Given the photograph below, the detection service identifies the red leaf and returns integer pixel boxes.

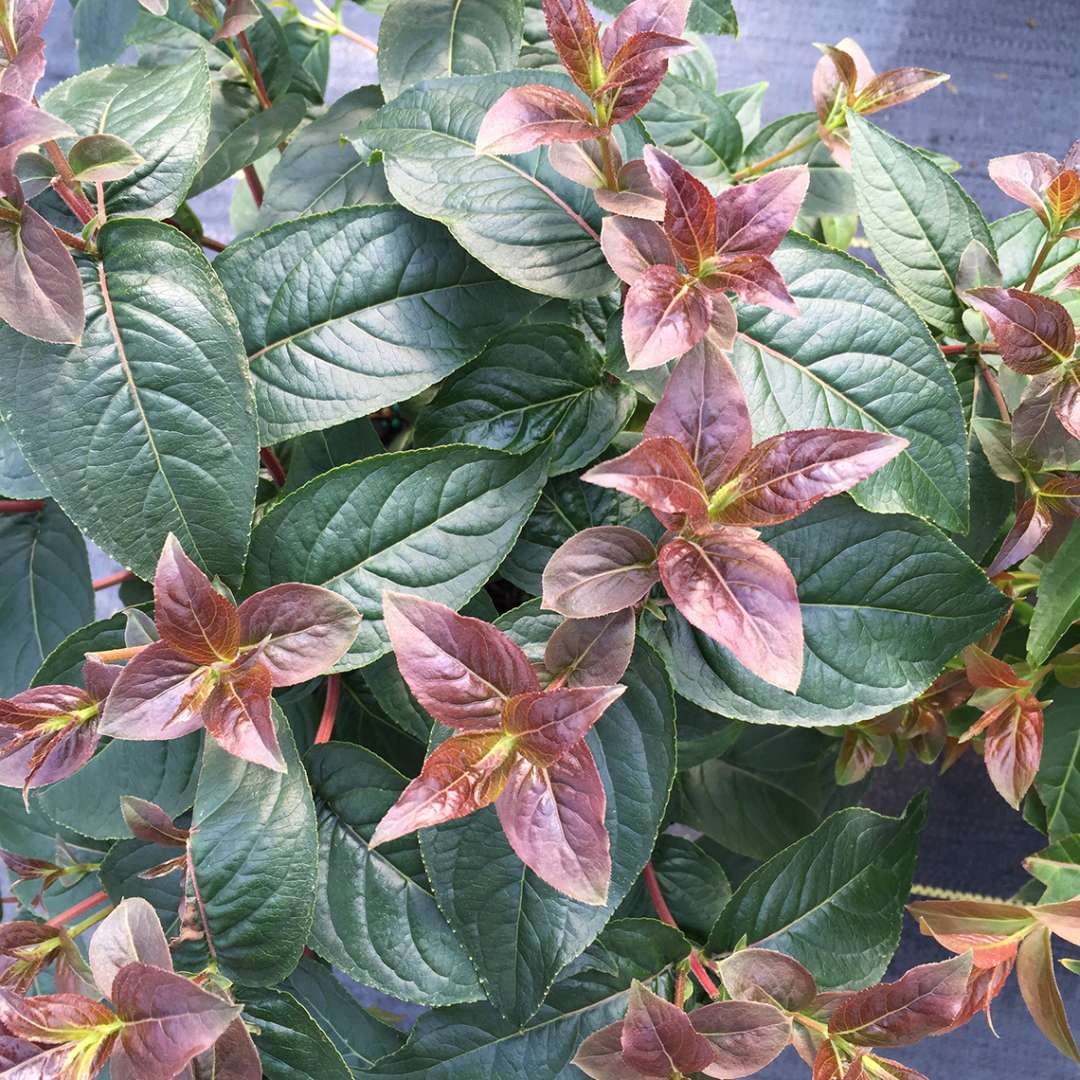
[544,610,636,688]
[718,948,817,1012]
[202,657,284,772]
[573,1021,654,1080]
[943,956,1014,1033]
[623,264,712,369]
[182,1019,261,1080]
[700,253,798,316]
[542,0,603,95]
[620,980,716,1076]
[828,954,973,1047]
[112,963,242,1080]
[1017,925,1080,1064]
[99,641,209,742]
[89,898,173,999]
[1032,898,1080,947]
[600,216,675,285]
[712,429,908,526]
[504,685,624,766]
[369,733,514,847]
[644,146,716,272]
[542,526,659,618]
[907,899,1035,968]
[0,94,74,196]
[599,0,690,62]
[965,288,1075,374]
[811,39,872,124]
[0,923,62,993]
[988,152,1063,222]
[382,591,538,731]
[1041,473,1080,518]
[594,159,665,220]
[658,529,804,693]
[986,496,1054,576]
[154,535,240,665]
[601,31,693,124]
[496,739,610,904]
[1012,372,1077,469]
[83,657,121,703]
[548,138,609,188]
[714,166,810,258]
[963,644,1026,690]
[1055,366,1080,441]
[853,68,949,115]
[0,202,84,345]
[209,0,260,41]
[982,695,1043,809]
[0,988,116,1044]
[643,343,751,492]
[689,999,793,1077]
[475,84,600,156]
[120,796,190,847]
[582,437,709,529]
[236,583,359,686]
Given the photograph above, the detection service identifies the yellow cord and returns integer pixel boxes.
[909,883,1018,905]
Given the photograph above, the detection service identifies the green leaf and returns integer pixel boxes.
[992,211,1080,299]
[0,219,259,583]
[100,836,186,929]
[41,53,212,219]
[189,703,317,986]
[0,788,94,861]
[255,87,390,231]
[679,727,849,860]
[364,918,690,1078]
[31,611,127,687]
[415,324,634,475]
[673,695,741,770]
[592,0,737,35]
[306,741,484,1006]
[733,233,970,532]
[0,502,92,697]
[38,736,201,841]
[73,0,141,67]
[360,71,614,299]
[378,0,523,101]
[1029,529,1080,665]
[420,642,676,1025]
[651,834,730,939]
[241,986,352,1080]
[709,797,927,989]
[189,90,307,196]
[0,422,45,500]
[642,498,1009,726]
[67,133,144,183]
[1036,685,1080,842]
[282,418,384,495]
[282,956,405,1071]
[242,444,549,669]
[216,204,543,442]
[850,114,996,337]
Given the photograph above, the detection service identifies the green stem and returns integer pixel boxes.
[732,131,819,181]
[1022,233,1056,292]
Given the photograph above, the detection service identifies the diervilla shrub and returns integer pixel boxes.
[2,0,1080,1074]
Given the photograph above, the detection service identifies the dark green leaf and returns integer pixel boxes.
[1036,685,1080,842]
[73,0,141,66]
[651,834,730,939]
[992,211,1080,300]
[241,986,352,1080]
[0,422,45,500]
[243,444,549,668]
[282,418,384,495]
[643,498,1009,725]
[100,836,185,930]
[674,695,741,770]
[0,219,259,583]
[709,797,927,989]
[1029,530,1080,665]
[32,611,127,688]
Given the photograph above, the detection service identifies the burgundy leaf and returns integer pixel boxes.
[594,159,665,220]
[599,0,690,61]
[907,899,1035,968]
[988,152,1064,221]
[1012,372,1076,469]
[0,1035,38,1072]
[504,685,624,766]
[643,343,751,492]
[181,1019,261,1080]
[986,496,1055,576]
[544,610,636,687]
[853,68,949,115]
[810,1042,851,1080]
[548,138,608,188]
[643,146,716,272]
[658,529,804,693]
[0,202,84,345]
[1041,473,1080,517]
[689,999,793,1078]
[1055,366,1080,440]
[1048,168,1080,224]
[620,980,716,1076]
[965,288,1075,374]
[202,657,284,772]
[99,641,208,742]
[0,94,74,196]
[496,739,610,904]
[475,85,600,156]
[0,989,116,1044]
[542,526,659,618]
[83,657,121,703]
[982,694,1043,809]
[89,898,173,999]
[600,216,675,285]
[812,46,856,126]
[154,536,240,665]
[0,1036,115,1079]
[542,0,603,95]
[828,954,973,1047]
[582,437,709,529]
[0,37,45,102]
[718,948,818,1012]
[382,591,538,731]
[963,644,1026,690]
[1017,926,1080,1064]
[601,31,693,124]
[236,583,359,686]
[369,733,514,848]
[623,264,712,369]
[712,429,908,526]
[943,957,1014,1033]
[210,0,260,41]
[1058,266,1080,294]
[573,1021,653,1080]
[120,796,190,847]
[1031,898,1080,947]
[714,166,810,258]
[700,253,798,316]
[112,963,242,1080]
[0,923,62,993]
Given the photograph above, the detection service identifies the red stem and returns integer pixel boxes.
[939,343,1000,356]
[200,234,227,253]
[0,500,45,513]
[238,31,272,110]
[186,849,219,964]
[314,675,341,745]
[47,890,108,927]
[243,164,264,207]
[260,447,286,487]
[643,862,721,999]
[93,569,135,591]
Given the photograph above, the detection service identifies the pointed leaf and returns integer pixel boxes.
[982,695,1043,809]
[718,949,817,1012]
[644,145,716,271]
[573,1021,650,1080]
[1017,925,1080,1064]
[544,610,636,687]
[624,265,711,369]
[89,897,172,999]
[67,132,144,182]
[120,797,189,848]
[714,165,809,257]
[987,496,1054,576]
[600,0,690,60]
[476,84,598,155]
[1012,372,1079,470]
[854,68,949,115]
[702,253,799,316]
[505,685,624,765]
[907,900,1035,968]
[202,657,282,772]
[0,93,73,195]
[543,0,601,93]
[600,216,675,285]
[966,287,1075,374]
[989,152,1061,221]
[602,32,693,124]
[621,980,715,1076]
[690,999,792,1078]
